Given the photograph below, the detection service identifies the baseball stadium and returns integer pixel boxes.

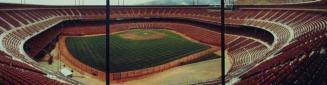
[0,0,327,85]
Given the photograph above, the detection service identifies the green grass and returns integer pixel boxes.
[65,29,210,72]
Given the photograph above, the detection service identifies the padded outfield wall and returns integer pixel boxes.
[58,28,219,82]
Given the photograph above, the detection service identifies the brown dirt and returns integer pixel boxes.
[119,32,166,40]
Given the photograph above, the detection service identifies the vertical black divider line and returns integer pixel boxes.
[105,0,110,85]
[220,0,225,85]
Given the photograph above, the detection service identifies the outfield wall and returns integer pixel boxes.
[49,19,223,82]
[59,36,106,80]
[59,30,219,82]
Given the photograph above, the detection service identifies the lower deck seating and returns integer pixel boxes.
[236,32,327,85]
[0,51,67,85]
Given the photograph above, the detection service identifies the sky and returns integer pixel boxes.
[0,0,226,5]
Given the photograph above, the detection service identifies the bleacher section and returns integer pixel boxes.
[236,0,319,5]
[236,31,327,85]
[0,51,67,85]
[0,7,105,84]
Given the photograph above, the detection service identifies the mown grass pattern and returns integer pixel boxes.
[66,29,210,72]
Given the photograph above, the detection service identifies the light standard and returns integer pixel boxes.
[196,0,198,5]
[122,0,124,5]
[193,0,195,5]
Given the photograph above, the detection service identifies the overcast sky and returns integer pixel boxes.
[0,0,223,5]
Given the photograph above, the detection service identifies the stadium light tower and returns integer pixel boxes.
[122,0,124,5]
[74,0,81,5]
[118,0,124,5]
[193,0,195,5]
[196,0,198,5]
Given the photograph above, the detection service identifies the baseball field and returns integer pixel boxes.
[65,29,211,72]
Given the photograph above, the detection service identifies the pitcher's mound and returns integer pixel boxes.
[119,30,167,40]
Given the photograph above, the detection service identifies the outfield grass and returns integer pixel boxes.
[65,29,210,72]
